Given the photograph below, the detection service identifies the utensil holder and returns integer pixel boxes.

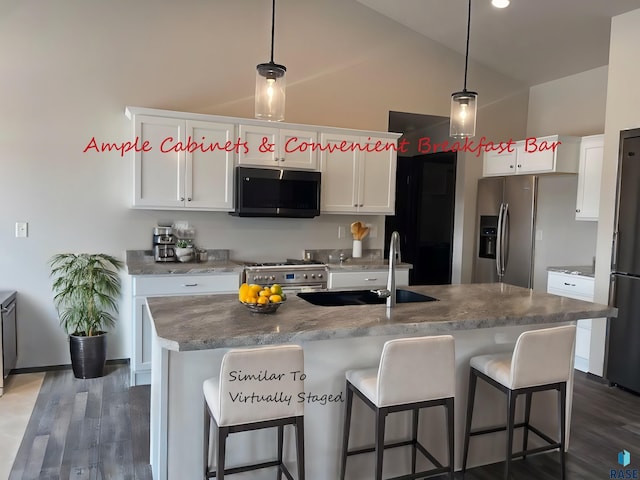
[352,240,362,258]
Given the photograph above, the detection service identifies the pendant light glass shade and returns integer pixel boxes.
[450,90,477,138]
[450,0,478,138]
[255,62,286,121]
[255,0,286,121]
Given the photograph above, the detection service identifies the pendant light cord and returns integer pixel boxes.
[270,0,276,63]
[463,0,471,91]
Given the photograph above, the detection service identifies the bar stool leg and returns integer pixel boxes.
[277,424,284,480]
[339,382,354,480]
[558,383,567,480]
[411,408,419,474]
[522,391,532,459]
[216,426,229,480]
[446,398,455,479]
[295,416,306,480]
[374,408,387,480]
[462,368,478,473]
[203,403,210,480]
[505,391,517,480]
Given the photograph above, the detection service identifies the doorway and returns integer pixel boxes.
[385,152,456,285]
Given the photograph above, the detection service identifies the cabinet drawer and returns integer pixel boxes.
[328,269,409,290]
[133,273,240,296]
[547,272,594,300]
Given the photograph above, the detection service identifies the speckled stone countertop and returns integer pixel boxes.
[303,248,412,270]
[126,250,243,275]
[146,283,617,352]
[547,266,595,278]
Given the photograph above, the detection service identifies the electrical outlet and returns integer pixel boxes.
[15,222,28,238]
[338,225,346,239]
[365,224,378,239]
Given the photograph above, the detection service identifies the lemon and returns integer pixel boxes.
[239,283,250,301]
[259,288,271,297]
[249,284,263,295]
[245,296,258,304]
[269,294,282,303]
[257,296,269,305]
[270,284,283,295]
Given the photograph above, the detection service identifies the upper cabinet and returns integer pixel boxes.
[320,133,398,214]
[483,135,580,177]
[575,134,604,221]
[129,112,234,211]
[238,124,318,170]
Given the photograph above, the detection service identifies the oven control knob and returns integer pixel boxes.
[318,273,323,278]
[311,274,316,279]
[270,275,276,281]
[303,274,308,279]
[254,276,260,281]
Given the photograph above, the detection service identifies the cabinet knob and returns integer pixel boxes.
[359,204,364,207]
[280,157,285,162]
[509,165,514,169]
[517,164,522,168]
[354,204,358,207]
[576,209,581,213]
[180,197,185,201]
[187,197,192,202]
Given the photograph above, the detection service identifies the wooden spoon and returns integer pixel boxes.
[359,226,369,240]
[350,222,359,239]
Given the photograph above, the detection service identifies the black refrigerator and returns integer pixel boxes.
[608,128,640,393]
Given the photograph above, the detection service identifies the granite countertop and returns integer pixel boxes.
[126,250,243,275]
[547,265,595,278]
[0,291,16,306]
[326,260,412,271]
[146,283,617,352]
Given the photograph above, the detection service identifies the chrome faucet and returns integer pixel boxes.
[386,231,401,308]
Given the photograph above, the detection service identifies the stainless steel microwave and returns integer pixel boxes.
[230,167,321,218]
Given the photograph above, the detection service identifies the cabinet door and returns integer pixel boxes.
[319,133,359,213]
[483,149,517,176]
[516,136,556,174]
[133,297,153,383]
[279,128,319,170]
[133,116,185,208]
[238,124,279,166]
[185,120,235,211]
[358,136,397,214]
[576,135,604,221]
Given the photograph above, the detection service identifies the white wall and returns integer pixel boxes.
[0,0,528,368]
[593,8,640,375]
[527,66,608,138]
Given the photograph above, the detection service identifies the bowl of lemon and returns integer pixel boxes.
[238,283,286,314]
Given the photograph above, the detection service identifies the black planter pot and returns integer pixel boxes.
[69,332,107,379]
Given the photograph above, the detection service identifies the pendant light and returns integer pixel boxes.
[450,0,478,138]
[255,0,286,121]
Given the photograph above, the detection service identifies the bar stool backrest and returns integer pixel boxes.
[377,335,455,407]
[510,325,576,389]
[217,345,304,425]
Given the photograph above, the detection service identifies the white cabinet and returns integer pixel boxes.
[238,124,318,170]
[547,270,595,373]
[575,134,604,221]
[130,273,240,386]
[483,135,580,177]
[328,269,409,290]
[131,115,235,211]
[320,133,397,214]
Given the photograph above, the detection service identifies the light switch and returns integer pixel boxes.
[338,225,346,239]
[16,222,28,238]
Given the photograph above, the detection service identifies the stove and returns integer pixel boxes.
[242,260,328,291]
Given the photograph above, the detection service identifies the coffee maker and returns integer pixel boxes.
[153,226,176,262]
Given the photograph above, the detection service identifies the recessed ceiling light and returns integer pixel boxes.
[492,0,510,8]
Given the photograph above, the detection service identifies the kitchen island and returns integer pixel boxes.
[146,283,616,480]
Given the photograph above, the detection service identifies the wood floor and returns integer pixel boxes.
[8,365,640,479]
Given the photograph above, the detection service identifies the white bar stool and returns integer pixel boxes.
[203,344,305,480]
[462,324,576,479]
[339,335,455,480]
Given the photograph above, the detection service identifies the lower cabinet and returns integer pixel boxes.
[546,271,595,373]
[328,269,409,290]
[130,273,240,386]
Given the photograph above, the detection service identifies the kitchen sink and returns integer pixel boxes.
[297,289,438,307]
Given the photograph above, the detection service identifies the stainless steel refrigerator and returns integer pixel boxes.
[607,128,640,393]
[473,176,538,288]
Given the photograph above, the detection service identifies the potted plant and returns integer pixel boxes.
[49,253,123,379]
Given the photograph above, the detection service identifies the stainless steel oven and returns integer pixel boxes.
[242,260,327,293]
